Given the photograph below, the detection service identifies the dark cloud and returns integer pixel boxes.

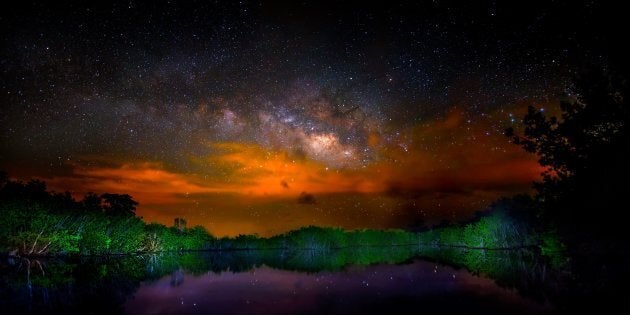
[297,192,317,205]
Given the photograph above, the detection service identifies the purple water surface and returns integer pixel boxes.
[125,260,552,315]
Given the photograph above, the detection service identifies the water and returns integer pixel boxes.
[0,247,580,314]
[125,260,551,315]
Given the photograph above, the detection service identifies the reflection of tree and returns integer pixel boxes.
[420,247,567,304]
[170,268,184,287]
[18,258,46,310]
[2,247,570,313]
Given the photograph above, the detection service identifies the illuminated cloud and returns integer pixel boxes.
[45,162,230,205]
[199,142,382,195]
[25,104,545,236]
[374,107,544,194]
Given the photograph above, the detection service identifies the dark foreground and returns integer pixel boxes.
[1,247,628,314]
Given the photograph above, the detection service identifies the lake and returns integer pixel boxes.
[0,247,596,314]
[125,259,551,315]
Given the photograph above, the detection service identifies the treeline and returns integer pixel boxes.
[0,172,555,257]
[0,174,215,256]
[212,198,548,251]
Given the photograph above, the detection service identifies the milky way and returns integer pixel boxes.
[0,1,615,235]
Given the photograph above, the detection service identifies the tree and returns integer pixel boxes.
[50,191,80,212]
[24,179,48,201]
[0,170,7,189]
[506,68,630,239]
[101,193,138,217]
[174,217,187,233]
[81,192,103,212]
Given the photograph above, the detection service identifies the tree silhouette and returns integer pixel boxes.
[506,68,630,239]
[174,217,187,233]
[51,191,80,212]
[101,193,138,217]
[0,171,7,189]
[82,192,103,212]
[24,179,48,201]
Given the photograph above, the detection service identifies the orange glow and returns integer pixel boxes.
[31,105,544,236]
[46,162,230,205]
[201,142,384,195]
[373,106,544,193]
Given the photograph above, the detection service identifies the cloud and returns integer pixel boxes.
[40,105,542,206]
[199,142,383,195]
[27,104,543,236]
[370,106,543,195]
[45,162,230,205]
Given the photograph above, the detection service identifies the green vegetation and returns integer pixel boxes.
[0,173,570,313]
[0,173,559,259]
[207,202,546,252]
[0,177,217,256]
[0,200,216,256]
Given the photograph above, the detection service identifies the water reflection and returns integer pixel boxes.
[0,247,582,314]
[126,261,552,315]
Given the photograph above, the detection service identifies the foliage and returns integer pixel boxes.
[0,176,214,256]
[101,193,138,217]
[506,68,630,240]
[415,201,543,250]
[0,172,556,258]
[0,201,80,255]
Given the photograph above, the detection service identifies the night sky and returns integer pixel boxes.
[0,1,616,236]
